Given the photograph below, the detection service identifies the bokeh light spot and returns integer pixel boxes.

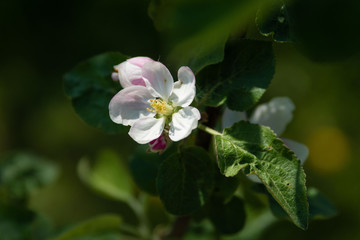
[306,126,350,174]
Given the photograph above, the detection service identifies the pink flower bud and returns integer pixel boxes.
[113,57,154,88]
[149,134,167,153]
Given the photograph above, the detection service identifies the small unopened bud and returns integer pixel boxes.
[149,134,168,153]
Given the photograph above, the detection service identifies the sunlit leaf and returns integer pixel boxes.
[269,187,336,221]
[214,121,308,229]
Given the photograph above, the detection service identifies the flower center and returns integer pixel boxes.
[147,98,173,116]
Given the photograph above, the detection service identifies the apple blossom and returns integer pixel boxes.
[222,97,309,183]
[109,58,200,145]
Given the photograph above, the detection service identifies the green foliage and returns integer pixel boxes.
[208,196,246,235]
[0,152,57,240]
[78,149,133,202]
[129,147,161,196]
[0,207,52,240]
[256,1,290,42]
[269,187,337,221]
[129,144,177,196]
[214,121,308,229]
[54,215,122,240]
[157,147,214,215]
[257,0,360,61]
[64,52,128,134]
[0,152,59,203]
[196,39,275,111]
[149,0,278,73]
[212,170,240,202]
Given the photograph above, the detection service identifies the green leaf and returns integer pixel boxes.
[129,147,161,196]
[54,215,122,240]
[257,0,360,61]
[0,152,59,203]
[256,1,290,42]
[78,149,133,202]
[0,204,53,240]
[208,196,246,235]
[269,187,336,221]
[145,197,170,229]
[149,0,279,73]
[224,209,276,240]
[64,52,128,134]
[129,144,177,196]
[212,170,240,202]
[156,147,214,215]
[196,39,275,111]
[214,121,308,229]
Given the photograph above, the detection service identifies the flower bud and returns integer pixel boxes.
[149,134,168,153]
[113,57,154,88]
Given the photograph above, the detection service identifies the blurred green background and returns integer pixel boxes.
[1,0,359,239]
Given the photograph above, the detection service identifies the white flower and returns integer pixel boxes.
[109,58,200,144]
[222,97,309,183]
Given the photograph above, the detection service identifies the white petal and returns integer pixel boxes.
[250,97,295,135]
[169,66,196,107]
[109,86,155,126]
[128,117,165,144]
[282,138,309,165]
[142,61,174,100]
[221,108,247,129]
[169,107,201,142]
[114,57,152,88]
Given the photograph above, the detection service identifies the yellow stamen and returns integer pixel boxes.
[147,98,173,115]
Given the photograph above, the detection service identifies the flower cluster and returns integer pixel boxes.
[109,57,200,152]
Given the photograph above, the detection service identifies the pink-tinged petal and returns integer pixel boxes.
[250,97,295,136]
[114,57,154,88]
[169,66,196,107]
[221,108,247,129]
[169,107,201,142]
[149,134,167,153]
[128,117,165,144]
[282,138,309,165]
[142,61,174,100]
[109,86,155,126]
[128,57,154,66]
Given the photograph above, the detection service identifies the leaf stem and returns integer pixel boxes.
[198,123,222,136]
[127,194,151,239]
